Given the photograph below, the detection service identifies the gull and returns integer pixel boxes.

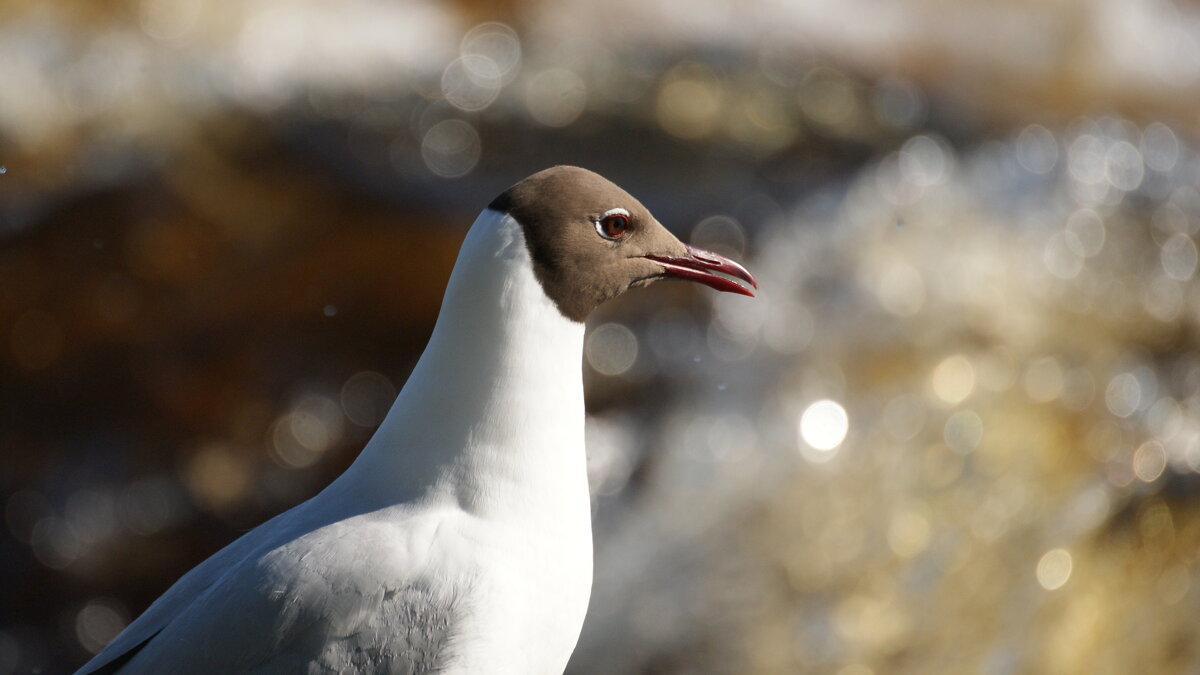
[78,166,756,674]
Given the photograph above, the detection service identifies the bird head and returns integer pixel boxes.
[489,166,757,322]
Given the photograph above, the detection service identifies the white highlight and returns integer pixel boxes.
[799,399,849,452]
[1037,549,1073,591]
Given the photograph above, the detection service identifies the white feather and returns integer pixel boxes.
[78,209,592,674]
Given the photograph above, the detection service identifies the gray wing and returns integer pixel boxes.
[76,505,303,674]
[77,507,469,674]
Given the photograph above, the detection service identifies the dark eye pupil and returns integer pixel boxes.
[603,215,629,237]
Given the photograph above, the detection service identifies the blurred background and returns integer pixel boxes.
[2,0,1200,672]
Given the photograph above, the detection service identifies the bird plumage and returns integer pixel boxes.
[80,209,591,673]
[78,166,755,674]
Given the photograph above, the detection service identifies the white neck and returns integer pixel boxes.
[334,210,587,524]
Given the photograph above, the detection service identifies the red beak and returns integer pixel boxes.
[644,245,757,297]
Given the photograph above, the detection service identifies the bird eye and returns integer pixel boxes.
[595,210,631,241]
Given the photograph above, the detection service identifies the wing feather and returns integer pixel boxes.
[77,503,470,674]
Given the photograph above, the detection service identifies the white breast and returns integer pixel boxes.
[333,208,595,672]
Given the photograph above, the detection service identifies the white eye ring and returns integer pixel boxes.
[600,207,630,220]
[595,207,632,240]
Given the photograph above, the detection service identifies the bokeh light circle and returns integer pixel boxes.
[420,119,481,178]
[799,399,849,452]
[1036,548,1073,591]
[586,323,639,376]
